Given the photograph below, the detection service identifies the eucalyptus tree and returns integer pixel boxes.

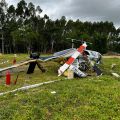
[1,0,119,53]
[11,25,39,53]
[16,0,27,18]
[0,0,8,53]
[0,0,7,23]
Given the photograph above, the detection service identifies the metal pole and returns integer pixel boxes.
[72,39,74,48]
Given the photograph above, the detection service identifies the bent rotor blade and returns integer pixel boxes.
[58,43,87,76]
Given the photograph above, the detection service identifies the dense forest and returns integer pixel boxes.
[0,0,120,54]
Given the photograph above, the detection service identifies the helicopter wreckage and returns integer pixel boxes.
[0,42,102,78]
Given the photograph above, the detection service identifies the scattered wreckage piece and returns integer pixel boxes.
[92,65,102,76]
[111,64,116,69]
[111,73,120,78]
[89,60,102,76]
[110,63,120,78]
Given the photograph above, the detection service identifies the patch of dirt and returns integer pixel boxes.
[103,56,120,58]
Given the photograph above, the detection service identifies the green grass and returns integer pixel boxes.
[0,54,120,120]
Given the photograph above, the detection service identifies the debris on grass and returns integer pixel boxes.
[111,63,116,69]
[111,73,120,78]
[51,91,56,94]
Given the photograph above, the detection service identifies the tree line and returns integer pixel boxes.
[0,0,120,54]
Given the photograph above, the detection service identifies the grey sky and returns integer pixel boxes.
[7,0,120,28]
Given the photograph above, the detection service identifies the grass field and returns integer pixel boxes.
[0,54,120,120]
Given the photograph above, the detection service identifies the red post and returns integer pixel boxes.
[13,58,16,64]
[6,71,11,85]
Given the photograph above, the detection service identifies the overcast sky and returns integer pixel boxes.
[7,0,120,28]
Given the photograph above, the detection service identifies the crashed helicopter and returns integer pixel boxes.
[0,40,102,77]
